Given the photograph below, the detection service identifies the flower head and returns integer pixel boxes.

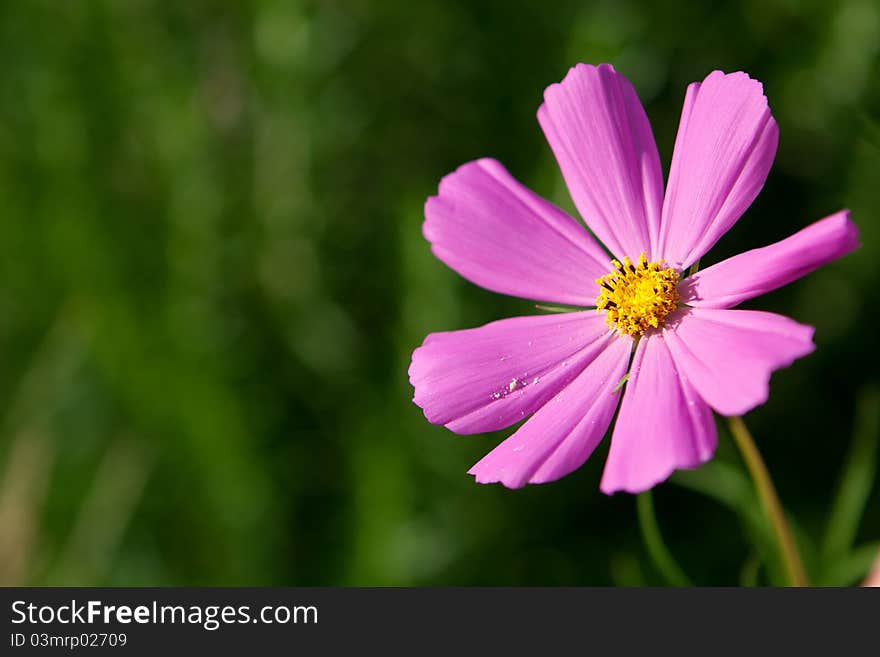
[596,254,681,336]
[409,64,859,494]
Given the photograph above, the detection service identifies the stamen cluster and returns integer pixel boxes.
[595,253,680,336]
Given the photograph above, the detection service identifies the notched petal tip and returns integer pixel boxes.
[433,157,498,193]
[600,454,717,495]
[704,69,768,98]
[424,158,495,235]
[836,209,861,251]
[540,62,611,97]
[539,62,628,120]
[599,454,714,496]
[407,341,440,423]
[598,465,672,496]
[467,465,529,490]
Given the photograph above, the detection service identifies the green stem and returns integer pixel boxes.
[636,490,692,586]
[727,416,808,586]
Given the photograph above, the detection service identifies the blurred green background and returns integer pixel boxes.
[0,0,877,586]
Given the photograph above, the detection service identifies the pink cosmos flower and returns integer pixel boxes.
[408,64,858,494]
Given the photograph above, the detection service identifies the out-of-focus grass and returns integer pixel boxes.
[0,0,876,585]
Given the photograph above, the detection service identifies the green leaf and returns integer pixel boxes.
[820,541,880,586]
[671,459,787,585]
[739,553,762,587]
[671,459,754,512]
[821,385,880,566]
[533,303,585,313]
[636,491,692,586]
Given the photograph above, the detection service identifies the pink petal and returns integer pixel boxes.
[662,308,815,417]
[681,210,859,308]
[658,71,778,269]
[409,311,621,435]
[424,158,610,305]
[538,63,664,260]
[468,335,631,488]
[600,333,717,494]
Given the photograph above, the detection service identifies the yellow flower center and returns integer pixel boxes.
[595,253,680,337]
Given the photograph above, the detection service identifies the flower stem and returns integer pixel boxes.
[636,490,692,586]
[727,415,808,586]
